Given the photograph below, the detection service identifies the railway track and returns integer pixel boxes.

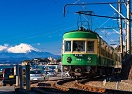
[51,76,132,94]
[34,79,97,94]
[53,77,106,93]
[27,75,132,94]
[30,78,94,94]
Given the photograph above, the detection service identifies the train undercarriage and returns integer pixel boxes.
[63,65,121,78]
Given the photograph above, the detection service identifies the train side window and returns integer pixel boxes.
[87,41,94,52]
[65,41,71,52]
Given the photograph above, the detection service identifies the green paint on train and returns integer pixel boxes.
[63,31,98,39]
[62,54,98,66]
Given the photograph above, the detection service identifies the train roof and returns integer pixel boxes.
[63,29,115,50]
[63,30,98,39]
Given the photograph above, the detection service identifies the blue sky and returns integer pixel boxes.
[0,0,129,55]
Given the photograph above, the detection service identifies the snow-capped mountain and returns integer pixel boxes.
[0,43,40,53]
[0,43,60,64]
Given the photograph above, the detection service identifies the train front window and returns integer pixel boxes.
[87,41,94,52]
[73,41,85,51]
[65,41,71,52]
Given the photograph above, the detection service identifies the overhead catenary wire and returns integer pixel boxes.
[109,4,125,18]
[92,11,116,30]
[74,1,118,31]
[64,1,127,17]
[73,0,80,4]
[71,1,121,45]
[83,13,129,20]
[98,18,111,29]
[95,12,120,31]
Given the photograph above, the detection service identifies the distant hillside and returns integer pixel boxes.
[0,51,61,64]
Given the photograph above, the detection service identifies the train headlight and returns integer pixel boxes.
[88,57,91,61]
[67,57,72,63]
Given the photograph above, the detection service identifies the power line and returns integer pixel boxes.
[78,12,128,20]
[64,1,127,17]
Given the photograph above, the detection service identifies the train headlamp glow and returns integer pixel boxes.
[88,57,91,61]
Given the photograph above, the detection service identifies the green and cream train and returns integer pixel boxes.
[62,28,122,77]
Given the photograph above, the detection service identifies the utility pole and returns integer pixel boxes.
[118,0,123,58]
[126,0,131,55]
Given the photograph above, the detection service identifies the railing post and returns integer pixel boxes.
[19,65,23,89]
[26,63,30,91]
[61,64,63,78]
[16,65,19,87]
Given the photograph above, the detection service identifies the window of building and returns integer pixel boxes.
[87,41,94,52]
[65,41,71,52]
[73,41,85,51]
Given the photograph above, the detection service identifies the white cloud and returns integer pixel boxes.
[7,43,39,53]
[0,44,8,51]
[111,45,117,48]
[37,43,40,45]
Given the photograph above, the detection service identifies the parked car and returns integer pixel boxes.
[44,70,57,77]
[2,68,16,86]
[30,70,45,82]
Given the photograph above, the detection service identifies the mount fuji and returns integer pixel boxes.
[0,43,61,64]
